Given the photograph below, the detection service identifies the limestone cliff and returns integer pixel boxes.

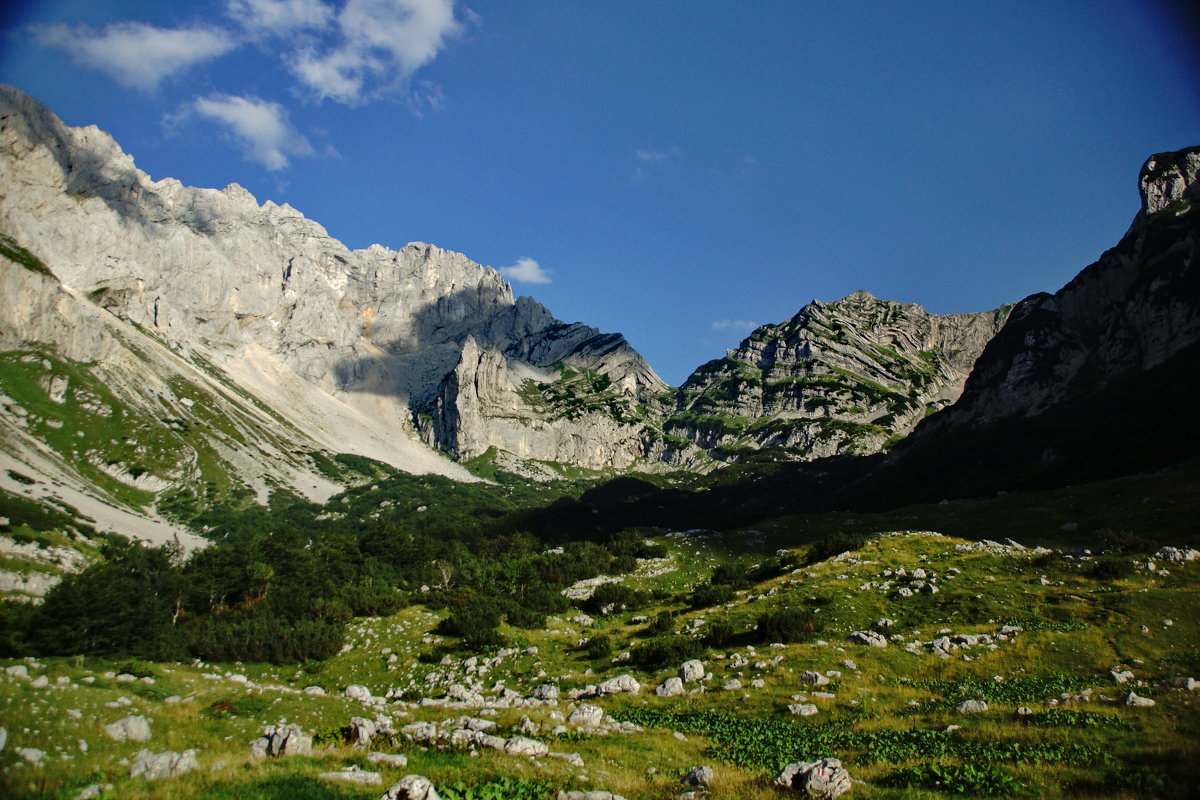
[662,292,1009,464]
[0,84,667,494]
[861,145,1200,501]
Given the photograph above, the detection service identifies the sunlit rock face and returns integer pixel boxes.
[660,291,1009,465]
[0,84,667,473]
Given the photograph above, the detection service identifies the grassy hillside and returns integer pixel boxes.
[2,476,1198,799]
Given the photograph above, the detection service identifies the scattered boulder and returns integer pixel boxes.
[846,630,888,648]
[682,765,714,789]
[799,671,830,687]
[788,704,819,717]
[596,674,640,695]
[303,686,326,696]
[557,792,627,800]
[775,758,853,798]
[18,747,44,764]
[346,684,373,701]
[250,723,312,758]
[104,715,152,743]
[956,700,988,715]
[130,748,199,781]
[680,660,705,682]
[1109,667,1134,684]
[74,783,113,799]
[320,766,382,785]
[568,703,605,727]
[532,684,560,701]
[349,717,378,747]
[1123,692,1155,707]
[504,736,549,757]
[723,679,743,691]
[1165,677,1198,691]
[367,752,409,768]
[381,774,442,800]
[656,677,685,697]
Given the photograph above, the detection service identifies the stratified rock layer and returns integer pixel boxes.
[662,291,1008,464]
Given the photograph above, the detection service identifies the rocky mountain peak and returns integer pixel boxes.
[1139,146,1200,215]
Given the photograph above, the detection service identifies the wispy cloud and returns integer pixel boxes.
[498,257,551,285]
[183,95,315,170]
[711,318,759,332]
[291,0,464,104]
[633,144,682,180]
[36,22,237,91]
[226,0,335,35]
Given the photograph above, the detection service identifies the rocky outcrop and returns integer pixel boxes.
[868,145,1200,501]
[662,291,1008,464]
[0,82,667,508]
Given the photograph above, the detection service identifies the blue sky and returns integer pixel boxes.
[2,1,1198,385]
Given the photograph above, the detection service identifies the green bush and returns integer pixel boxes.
[688,583,735,609]
[707,620,736,647]
[583,634,613,659]
[755,607,822,643]
[805,531,872,564]
[630,636,705,666]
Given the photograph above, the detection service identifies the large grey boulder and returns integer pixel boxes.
[346,684,373,701]
[568,703,605,727]
[955,700,988,715]
[846,630,888,648]
[596,674,640,695]
[775,758,853,798]
[130,749,199,781]
[799,671,830,686]
[381,774,442,800]
[250,723,312,758]
[349,717,378,746]
[504,736,549,757]
[656,677,685,697]
[104,715,152,743]
[679,660,705,682]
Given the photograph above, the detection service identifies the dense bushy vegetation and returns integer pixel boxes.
[7,473,662,663]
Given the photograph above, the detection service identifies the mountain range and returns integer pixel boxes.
[0,83,1197,541]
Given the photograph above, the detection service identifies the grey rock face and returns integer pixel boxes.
[775,758,853,798]
[0,84,666,486]
[662,290,1008,465]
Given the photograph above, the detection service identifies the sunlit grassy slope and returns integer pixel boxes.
[3,513,1198,799]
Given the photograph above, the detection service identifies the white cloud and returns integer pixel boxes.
[187,95,315,170]
[36,22,237,91]
[291,0,463,103]
[498,257,551,285]
[711,318,759,332]
[633,144,682,180]
[635,145,682,163]
[227,0,335,34]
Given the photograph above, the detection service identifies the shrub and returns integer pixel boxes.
[707,620,736,648]
[755,607,821,643]
[1087,556,1135,579]
[583,634,613,660]
[630,636,705,666]
[586,583,649,614]
[805,531,872,564]
[505,604,546,630]
[688,583,735,609]
[647,611,674,634]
